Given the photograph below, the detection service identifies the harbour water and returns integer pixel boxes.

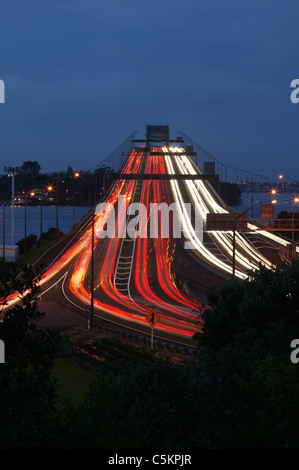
[0,193,297,245]
[0,205,90,245]
[237,192,298,218]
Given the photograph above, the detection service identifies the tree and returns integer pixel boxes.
[193,261,299,360]
[0,261,62,448]
[237,355,299,448]
[16,234,37,255]
[18,161,41,176]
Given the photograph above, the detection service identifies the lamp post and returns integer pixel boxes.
[292,197,299,258]
[2,203,5,261]
[56,183,59,241]
[73,172,79,225]
[40,198,43,249]
[47,184,59,241]
[278,174,299,185]
[11,169,15,246]
[90,208,95,330]
[94,173,97,205]
[253,173,276,201]
[24,198,27,262]
[278,174,299,200]
[7,168,16,245]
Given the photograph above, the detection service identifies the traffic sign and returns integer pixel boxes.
[146,310,160,350]
[146,310,160,327]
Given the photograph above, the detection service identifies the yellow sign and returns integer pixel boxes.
[146,310,160,327]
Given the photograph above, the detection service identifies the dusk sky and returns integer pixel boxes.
[0,0,299,180]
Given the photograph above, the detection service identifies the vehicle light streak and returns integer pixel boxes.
[164,153,245,278]
[2,150,138,310]
[152,153,199,309]
[68,150,199,337]
[4,146,294,340]
[177,154,272,269]
[165,150,273,277]
[132,154,200,324]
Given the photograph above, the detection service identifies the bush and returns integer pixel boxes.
[16,234,37,254]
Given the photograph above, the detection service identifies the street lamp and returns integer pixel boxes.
[2,203,6,261]
[253,173,278,203]
[47,184,59,241]
[73,172,80,225]
[7,167,16,245]
[90,208,95,330]
[40,197,43,249]
[279,174,299,185]
[269,188,279,203]
[24,198,27,263]
[292,197,299,257]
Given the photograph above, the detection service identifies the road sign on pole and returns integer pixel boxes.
[146,310,160,327]
[146,310,160,349]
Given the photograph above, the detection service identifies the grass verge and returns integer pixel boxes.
[52,358,97,404]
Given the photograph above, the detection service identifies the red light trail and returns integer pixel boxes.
[4,146,292,341]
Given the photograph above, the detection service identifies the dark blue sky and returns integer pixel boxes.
[0,0,299,180]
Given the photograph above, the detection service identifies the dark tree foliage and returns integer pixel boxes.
[0,260,299,449]
[0,260,63,449]
[16,234,38,255]
[63,261,299,449]
[194,261,299,359]
[60,353,299,449]
[237,355,299,448]
[17,161,41,176]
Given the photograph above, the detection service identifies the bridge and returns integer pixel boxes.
[3,125,299,347]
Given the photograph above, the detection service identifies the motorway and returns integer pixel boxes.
[2,147,297,347]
